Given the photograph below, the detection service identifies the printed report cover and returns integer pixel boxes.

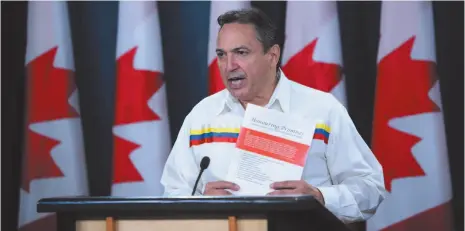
[225,104,316,195]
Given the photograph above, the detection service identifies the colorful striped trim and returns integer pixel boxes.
[190,127,240,135]
[190,128,240,147]
[313,123,331,144]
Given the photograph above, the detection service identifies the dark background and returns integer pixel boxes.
[2,1,463,231]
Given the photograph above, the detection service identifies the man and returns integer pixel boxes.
[160,8,386,223]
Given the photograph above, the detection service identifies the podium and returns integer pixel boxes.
[37,195,352,231]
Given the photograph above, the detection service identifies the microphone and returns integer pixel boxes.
[191,156,210,196]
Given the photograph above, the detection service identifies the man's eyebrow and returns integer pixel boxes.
[216,46,250,53]
[232,46,250,52]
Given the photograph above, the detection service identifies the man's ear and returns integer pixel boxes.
[267,44,281,67]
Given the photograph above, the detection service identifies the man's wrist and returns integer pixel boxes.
[315,187,325,205]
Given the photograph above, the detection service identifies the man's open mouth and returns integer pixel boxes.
[228,76,245,82]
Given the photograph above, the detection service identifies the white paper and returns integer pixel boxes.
[225,104,316,195]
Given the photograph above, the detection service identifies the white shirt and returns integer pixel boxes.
[160,70,387,223]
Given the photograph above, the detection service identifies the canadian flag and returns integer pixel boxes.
[282,1,346,106]
[208,1,251,95]
[112,1,171,196]
[367,1,454,230]
[19,2,88,231]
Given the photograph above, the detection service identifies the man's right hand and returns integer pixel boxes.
[203,181,240,195]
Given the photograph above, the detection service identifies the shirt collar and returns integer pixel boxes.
[217,69,291,115]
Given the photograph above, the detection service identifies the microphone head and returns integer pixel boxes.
[200,156,210,170]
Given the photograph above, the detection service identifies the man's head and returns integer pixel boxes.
[215,8,281,105]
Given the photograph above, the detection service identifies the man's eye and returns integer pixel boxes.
[216,52,225,58]
[238,50,248,56]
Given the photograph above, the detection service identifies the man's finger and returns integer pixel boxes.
[208,181,240,190]
[213,189,233,196]
[270,180,300,189]
[267,189,296,195]
[205,189,233,196]
[212,181,239,190]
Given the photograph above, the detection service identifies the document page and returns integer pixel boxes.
[225,104,316,195]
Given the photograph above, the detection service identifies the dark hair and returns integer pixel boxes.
[217,8,281,70]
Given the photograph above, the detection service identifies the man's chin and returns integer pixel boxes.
[228,88,249,100]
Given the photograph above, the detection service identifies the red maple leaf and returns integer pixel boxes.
[208,58,225,95]
[372,37,439,191]
[112,47,163,184]
[113,136,144,183]
[21,47,78,192]
[282,39,341,92]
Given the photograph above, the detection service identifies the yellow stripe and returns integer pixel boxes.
[190,127,240,135]
[315,123,331,133]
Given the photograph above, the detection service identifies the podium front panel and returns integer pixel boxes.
[75,219,267,231]
[38,196,351,231]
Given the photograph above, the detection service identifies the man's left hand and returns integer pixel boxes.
[267,180,325,205]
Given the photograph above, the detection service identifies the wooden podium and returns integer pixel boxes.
[37,195,351,231]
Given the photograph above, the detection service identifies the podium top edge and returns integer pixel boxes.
[37,195,322,213]
[38,195,315,203]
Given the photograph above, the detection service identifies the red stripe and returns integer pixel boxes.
[190,137,237,147]
[381,201,454,231]
[313,133,328,144]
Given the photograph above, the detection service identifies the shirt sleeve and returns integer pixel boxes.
[316,102,388,223]
[160,113,203,196]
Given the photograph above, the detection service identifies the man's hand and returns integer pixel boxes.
[203,181,240,196]
[267,180,325,204]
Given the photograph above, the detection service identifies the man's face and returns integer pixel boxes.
[216,23,274,101]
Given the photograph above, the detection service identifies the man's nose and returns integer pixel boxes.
[226,55,238,72]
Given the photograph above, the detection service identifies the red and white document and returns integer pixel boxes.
[226,104,316,195]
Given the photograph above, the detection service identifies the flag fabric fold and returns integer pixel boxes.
[367,1,454,230]
[111,1,171,196]
[19,2,88,231]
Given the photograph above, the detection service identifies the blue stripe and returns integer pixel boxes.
[190,132,239,141]
[314,128,330,139]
